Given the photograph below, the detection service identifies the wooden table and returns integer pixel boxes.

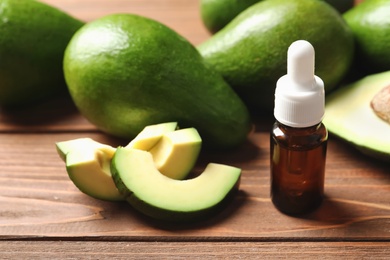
[1,0,389,258]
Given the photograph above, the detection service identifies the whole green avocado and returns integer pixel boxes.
[343,0,390,74]
[200,0,354,34]
[200,0,261,33]
[198,0,354,111]
[64,14,252,150]
[0,0,84,107]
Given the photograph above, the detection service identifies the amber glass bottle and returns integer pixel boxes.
[271,40,328,215]
[270,121,327,215]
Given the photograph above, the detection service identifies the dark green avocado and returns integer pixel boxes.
[0,0,84,107]
[64,14,251,150]
[200,0,354,34]
[198,0,354,112]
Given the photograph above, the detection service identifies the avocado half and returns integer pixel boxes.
[324,71,390,162]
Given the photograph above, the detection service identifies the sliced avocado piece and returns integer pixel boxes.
[149,128,202,180]
[324,71,390,162]
[127,122,201,179]
[111,148,241,222]
[56,138,115,162]
[66,148,123,201]
[55,123,202,201]
[126,122,178,150]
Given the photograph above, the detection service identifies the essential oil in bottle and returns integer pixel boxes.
[270,40,328,215]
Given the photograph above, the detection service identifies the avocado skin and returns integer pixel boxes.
[330,124,390,163]
[110,147,241,223]
[200,0,261,33]
[64,14,251,150]
[200,0,354,34]
[198,0,354,112]
[343,0,390,74]
[0,0,84,107]
[125,184,239,223]
[355,145,390,163]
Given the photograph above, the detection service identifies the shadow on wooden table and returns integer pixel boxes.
[124,189,250,232]
[0,92,90,132]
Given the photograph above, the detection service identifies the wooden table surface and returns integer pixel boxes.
[1,0,389,258]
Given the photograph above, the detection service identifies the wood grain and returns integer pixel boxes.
[0,121,389,240]
[1,241,389,259]
[0,0,389,257]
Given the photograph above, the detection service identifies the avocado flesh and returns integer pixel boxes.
[64,14,251,149]
[324,71,390,162]
[0,0,84,107]
[126,122,177,150]
[149,128,202,180]
[56,123,202,200]
[197,0,354,111]
[56,138,115,162]
[66,148,123,201]
[111,148,241,222]
[56,138,122,201]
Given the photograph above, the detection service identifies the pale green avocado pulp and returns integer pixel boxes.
[56,138,115,162]
[149,127,202,180]
[111,148,241,222]
[66,148,123,201]
[324,71,390,162]
[56,138,122,201]
[56,123,203,201]
[126,122,178,150]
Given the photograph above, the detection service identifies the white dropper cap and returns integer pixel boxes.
[274,40,325,128]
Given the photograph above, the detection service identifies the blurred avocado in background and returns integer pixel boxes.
[344,0,390,74]
[0,0,84,108]
[198,0,355,112]
[200,0,355,33]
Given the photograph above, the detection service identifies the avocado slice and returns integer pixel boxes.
[149,128,202,180]
[56,138,121,201]
[111,148,241,222]
[66,146,123,201]
[56,138,116,162]
[324,71,390,162]
[126,122,178,150]
[56,123,202,200]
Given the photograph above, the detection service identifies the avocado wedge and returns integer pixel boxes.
[149,128,202,180]
[324,71,390,162]
[111,148,241,222]
[55,122,201,201]
[126,122,177,150]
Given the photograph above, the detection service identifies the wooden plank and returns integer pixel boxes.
[1,131,389,240]
[0,241,389,259]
